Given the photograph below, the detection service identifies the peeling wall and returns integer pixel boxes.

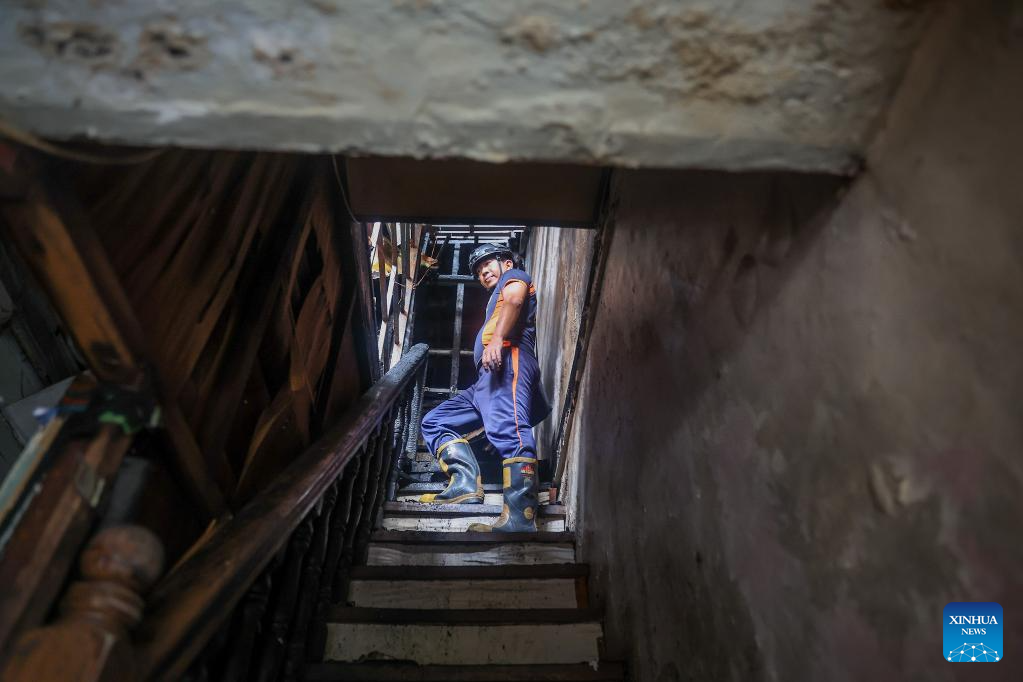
[572,2,1023,680]
[0,1,930,172]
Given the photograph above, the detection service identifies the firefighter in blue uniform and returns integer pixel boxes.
[419,243,551,532]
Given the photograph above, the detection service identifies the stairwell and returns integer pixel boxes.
[307,479,621,682]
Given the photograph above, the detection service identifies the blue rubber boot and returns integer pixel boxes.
[419,438,484,505]
[468,457,538,532]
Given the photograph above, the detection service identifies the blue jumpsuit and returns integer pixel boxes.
[421,268,551,461]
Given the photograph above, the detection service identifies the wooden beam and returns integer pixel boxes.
[0,377,133,652]
[0,154,229,519]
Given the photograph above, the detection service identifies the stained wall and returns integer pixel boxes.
[572,2,1023,679]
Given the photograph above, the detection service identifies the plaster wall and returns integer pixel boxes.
[0,1,930,172]
[572,2,1023,680]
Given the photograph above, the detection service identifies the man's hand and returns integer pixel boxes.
[482,336,504,372]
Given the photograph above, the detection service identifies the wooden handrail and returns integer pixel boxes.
[134,343,429,681]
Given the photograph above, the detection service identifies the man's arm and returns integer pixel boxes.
[481,280,527,371]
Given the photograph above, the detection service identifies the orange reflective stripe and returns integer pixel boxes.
[481,295,504,345]
[511,347,523,449]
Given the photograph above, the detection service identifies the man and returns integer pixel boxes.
[419,243,551,532]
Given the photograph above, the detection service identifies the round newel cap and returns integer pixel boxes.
[80,525,165,593]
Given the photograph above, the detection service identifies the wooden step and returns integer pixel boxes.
[367,531,575,567]
[371,531,575,543]
[324,608,602,665]
[399,482,507,493]
[385,502,565,517]
[396,487,552,506]
[329,606,601,624]
[306,661,626,681]
[347,564,586,609]
[382,502,566,532]
[350,564,588,580]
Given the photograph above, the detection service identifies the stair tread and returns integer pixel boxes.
[371,530,574,544]
[306,661,625,681]
[399,482,554,493]
[400,482,505,492]
[384,501,566,517]
[328,606,601,624]
[350,564,587,580]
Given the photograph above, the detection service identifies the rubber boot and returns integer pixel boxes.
[419,438,484,504]
[468,456,539,532]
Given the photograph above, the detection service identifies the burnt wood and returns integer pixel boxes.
[354,412,394,566]
[282,481,339,682]
[219,568,273,682]
[331,433,378,603]
[253,513,315,682]
[311,464,360,654]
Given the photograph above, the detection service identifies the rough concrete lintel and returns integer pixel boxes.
[0,0,930,173]
[0,101,861,174]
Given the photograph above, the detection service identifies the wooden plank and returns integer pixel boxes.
[328,606,600,625]
[349,564,587,581]
[306,661,625,682]
[399,492,555,506]
[382,515,565,533]
[389,224,418,367]
[398,482,505,493]
[136,156,296,395]
[0,171,229,519]
[384,502,565,517]
[397,491,503,505]
[190,190,315,464]
[366,543,575,568]
[346,157,604,226]
[323,622,602,666]
[2,197,143,384]
[345,220,380,385]
[371,530,574,544]
[347,578,578,609]
[0,411,132,652]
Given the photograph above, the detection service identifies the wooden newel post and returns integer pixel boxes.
[1,525,164,682]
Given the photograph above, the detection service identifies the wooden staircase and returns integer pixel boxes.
[308,487,622,681]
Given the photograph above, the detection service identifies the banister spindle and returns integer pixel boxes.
[282,480,339,682]
[331,433,378,601]
[252,512,316,682]
[311,465,359,657]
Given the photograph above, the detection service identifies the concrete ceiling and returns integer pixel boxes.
[0,1,932,173]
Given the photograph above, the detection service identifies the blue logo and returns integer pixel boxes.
[944,602,1002,662]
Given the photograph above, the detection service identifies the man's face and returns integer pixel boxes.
[476,257,512,289]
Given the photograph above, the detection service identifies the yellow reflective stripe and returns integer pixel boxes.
[502,456,538,464]
[437,438,469,457]
[503,467,511,489]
